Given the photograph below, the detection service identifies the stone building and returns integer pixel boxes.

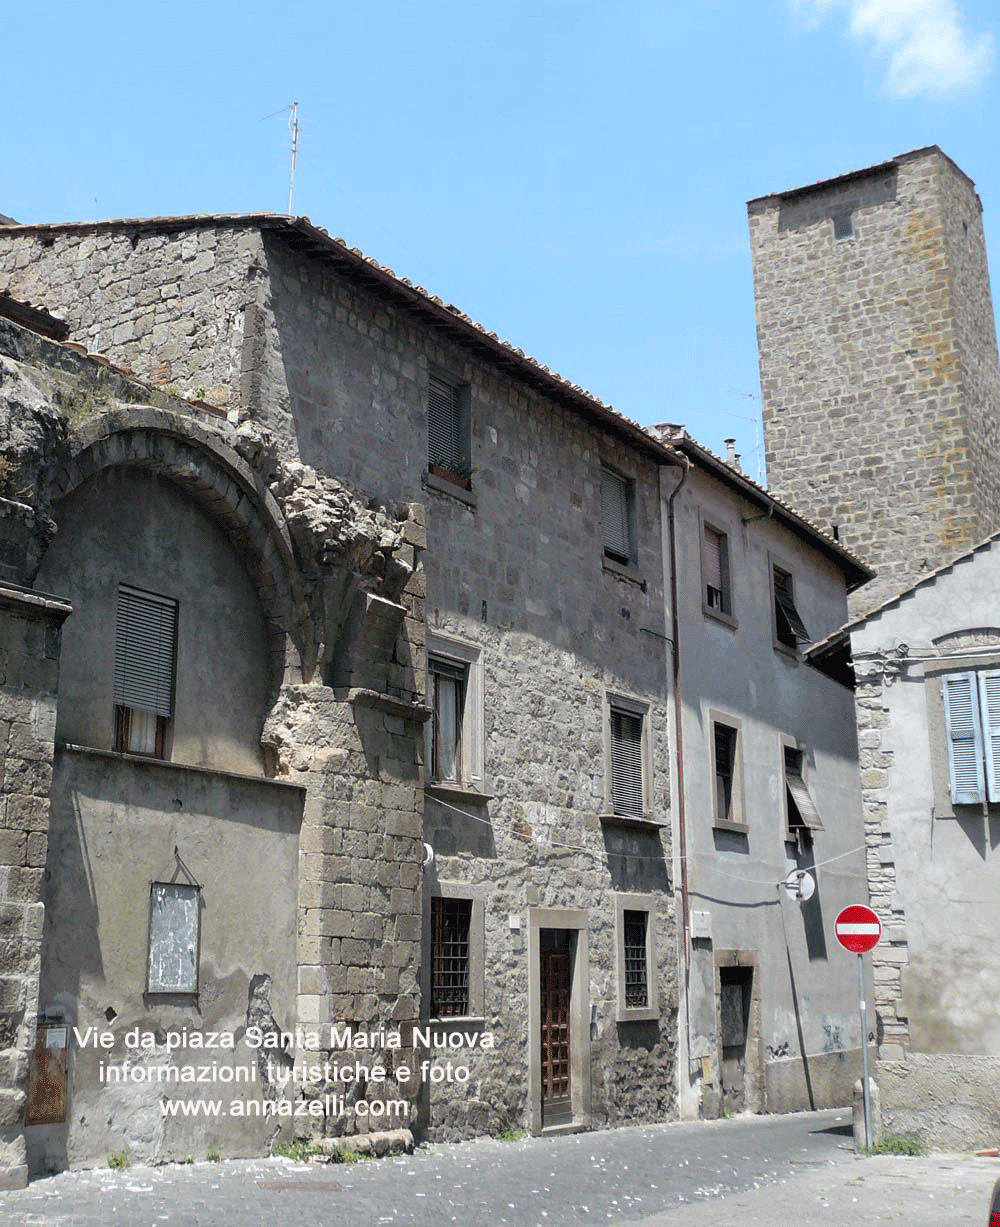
[809,534,1000,1148]
[651,430,871,1120]
[0,202,874,1180]
[748,145,1000,614]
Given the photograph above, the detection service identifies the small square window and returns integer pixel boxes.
[609,702,647,818]
[783,744,823,833]
[601,466,635,565]
[430,896,472,1017]
[148,882,200,994]
[615,894,657,1021]
[427,372,471,486]
[114,584,177,758]
[832,211,854,240]
[773,566,809,650]
[703,524,732,616]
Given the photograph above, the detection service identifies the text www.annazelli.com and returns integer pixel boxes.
[160,1096,408,1119]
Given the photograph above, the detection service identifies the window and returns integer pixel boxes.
[425,634,484,791]
[942,670,1000,805]
[783,743,823,832]
[113,584,177,758]
[832,210,854,240]
[714,723,738,823]
[703,523,732,617]
[607,698,648,818]
[427,371,471,486]
[601,466,635,566]
[430,896,473,1017]
[773,565,809,650]
[614,894,657,1021]
[147,882,200,994]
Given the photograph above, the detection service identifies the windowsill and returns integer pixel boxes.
[56,742,307,792]
[602,556,645,587]
[713,819,749,834]
[773,640,801,661]
[599,812,667,831]
[703,603,738,630]
[425,782,494,804]
[615,1006,659,1024]
[423,470,477,508]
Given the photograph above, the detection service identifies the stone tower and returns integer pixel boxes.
[748,146,1000,614]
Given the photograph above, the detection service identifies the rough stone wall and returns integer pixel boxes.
[0,586,69,1189]
[749,147,1000,614]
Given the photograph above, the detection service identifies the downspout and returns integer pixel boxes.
[664,455,692,969]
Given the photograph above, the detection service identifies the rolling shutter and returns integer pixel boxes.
[943,672,985,805]
[428,374,462,471]
[704,527,723,594]
[978,671,1000,803]
[114,586,177,718]
[611,708,644,816]
[602,468,630,561]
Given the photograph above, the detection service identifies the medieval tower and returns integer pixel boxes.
[747,146,1000,614]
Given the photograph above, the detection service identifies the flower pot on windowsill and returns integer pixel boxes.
[428,463,472,492]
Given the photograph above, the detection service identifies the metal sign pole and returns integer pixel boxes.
[858,951,872,1148]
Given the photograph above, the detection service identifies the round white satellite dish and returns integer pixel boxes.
[783,868,816,901]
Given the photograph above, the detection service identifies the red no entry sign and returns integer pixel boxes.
[835,904,882,953]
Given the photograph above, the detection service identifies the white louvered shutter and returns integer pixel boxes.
[943,672,985,805]
[611,708,645,816]
[978,671,1000,803]
[114,586,177,718]
[428,374,461,471]
[602,469,630,561]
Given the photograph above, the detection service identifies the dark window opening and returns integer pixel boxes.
[602,467,634,565]
[833,211,854,240]
[773,566,809,648]
[431,897,472,1017]
[703,525,732,614]
[784,745,824,832]
[623,910,648,1008]
[428,373,470,482]
[714,723,738,822]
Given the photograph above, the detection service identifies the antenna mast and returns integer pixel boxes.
[288,101,299,215]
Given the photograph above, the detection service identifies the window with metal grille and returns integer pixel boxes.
[610,706,645,817]
[623,910,648,1008]
[601,466,634,564]
[714,723,738,822]
[784,745,823,831]
[429,656,467,783]
[703,525,731,615]
[773,566,809,649]
[428,372,469,478]
[942,670,1000,805]
[430,896,472,1017]
[114,585,177,758]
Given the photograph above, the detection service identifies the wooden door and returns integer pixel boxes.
[540,935,572,1126]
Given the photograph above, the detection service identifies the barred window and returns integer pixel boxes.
[623,910,648,1008]
[430,897,472,1017]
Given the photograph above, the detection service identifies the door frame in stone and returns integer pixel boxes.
[527,907,591,1134]
[714,949,763,1114]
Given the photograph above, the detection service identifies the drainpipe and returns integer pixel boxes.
[664,455,692,969]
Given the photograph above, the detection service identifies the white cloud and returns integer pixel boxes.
[794,0,994,96]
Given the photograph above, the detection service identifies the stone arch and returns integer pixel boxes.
[35,407,312,697]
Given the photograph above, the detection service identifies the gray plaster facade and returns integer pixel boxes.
[837,537,1000,1148]
[748,146,1000,615]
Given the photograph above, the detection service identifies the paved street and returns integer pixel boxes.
[0,1108,863,1226]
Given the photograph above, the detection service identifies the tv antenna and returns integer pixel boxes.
[261,101,300,214]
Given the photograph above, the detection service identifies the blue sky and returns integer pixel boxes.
[3,0,997,480]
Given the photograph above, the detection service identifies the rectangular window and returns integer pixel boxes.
[430,896,472,1017]
[703,525,732,615]
[147,882,200,994]
[714,723,738,823]
[610,705,645,817]
[832,211,854,240]
[623,910,648,1008]
[114,584,177,758]
[784,745,824,832]
[601,466,634,565]
[427,372,470,484]
[773,566,809,649]
[942,670,1000,805]
[429,656,467,784]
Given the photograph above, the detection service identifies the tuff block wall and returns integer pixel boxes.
[0,583,70,1189]
[748,147,1000,613]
